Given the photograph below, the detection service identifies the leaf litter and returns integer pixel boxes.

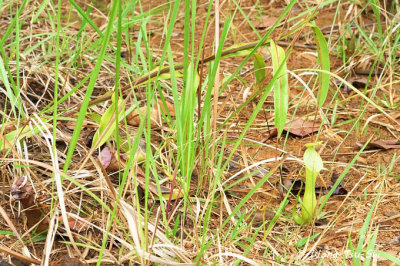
[1,0,400,264]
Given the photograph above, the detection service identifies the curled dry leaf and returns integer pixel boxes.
[126,99,175,127]
[11,176,48,231]
[11,176,34,205]
[127,106,160,127]
[264,118,320,140]
[356,140,400,150]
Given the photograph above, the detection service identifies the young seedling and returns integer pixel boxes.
[293,142,323,225]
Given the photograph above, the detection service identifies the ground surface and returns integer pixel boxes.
[0,0,399,265]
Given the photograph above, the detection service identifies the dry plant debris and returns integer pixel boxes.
[0,0,399,265]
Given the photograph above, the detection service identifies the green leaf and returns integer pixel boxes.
[253,53,266,85]
[91,97,125,149]
[269,40,289,137]
[312,25,330,108]
[295,232,321,249]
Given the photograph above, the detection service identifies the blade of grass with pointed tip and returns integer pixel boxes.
[68,0,102,37]
[317,137,371,215]
[63,0,118,173]
[312,25,330,109]
[364,226,379,266]
[353,185,382,266]
[270,40,288,137]
[371,250,400,264]
[0,0,28,47]
[0,55,19,118]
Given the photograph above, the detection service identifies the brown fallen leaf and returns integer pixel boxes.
[284,119,320,137]
[126,99,175,127]
[127,106,160,127]
[11,176,48,232]
[58,216,90,233]
[155,99,175,116]
[264,118,320,140]
[356,140,400,150]
[245,209,275,226]
[254,16,278,30]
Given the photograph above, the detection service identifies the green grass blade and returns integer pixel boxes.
[63,0,118,172]
[363,226,379,266]
[371,250,400,264]
[354,185,382,266]
[68,0,102,36]
[312,25,330,108]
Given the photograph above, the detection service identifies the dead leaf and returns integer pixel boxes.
[126,106,160,127]
[254,17,278,30]
[58,216,90,233]
[285,119,320,137]
[126,99,175,127]
[356,140,400,150]
[264,118,320,140]
[155,99,175,116]
[244,209,275,226]
[11,176,48,232]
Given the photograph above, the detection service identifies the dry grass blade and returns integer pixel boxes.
[0,246,40,265]
[119,200,193,265]
[1,0,400,264]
